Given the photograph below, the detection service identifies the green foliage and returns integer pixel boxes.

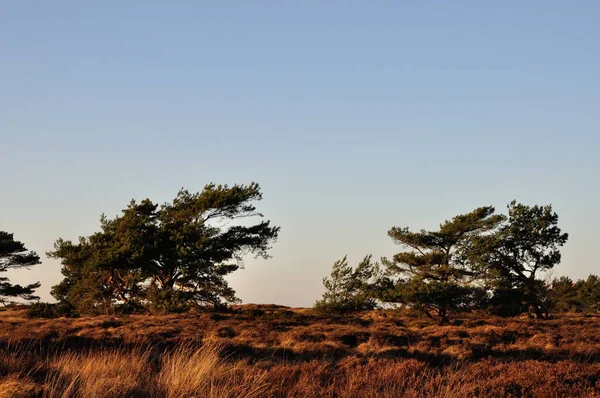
[315,255,380,313]
[472,201,568,318]
[548,276,582,313]
[0,231,41,303]
[547,275,600,314]
[382,206,504,320]
[392,279,489,318]
[49,183,280,314]
[577,275,600,313]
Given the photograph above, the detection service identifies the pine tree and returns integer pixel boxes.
[49,183,280,313]
[383,207,504,320]
[0,231,41,303]
[475,201,568,318]
[315,255,379,313]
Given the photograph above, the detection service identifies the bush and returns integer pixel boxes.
[28,302,74,318]
[113,301,147,315]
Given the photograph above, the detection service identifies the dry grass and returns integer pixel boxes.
[44,347,151,398]
[33,341,267,398]
[157,340,269,398]
[1,306,600,396]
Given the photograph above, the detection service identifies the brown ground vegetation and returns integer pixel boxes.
[1,305,600,397]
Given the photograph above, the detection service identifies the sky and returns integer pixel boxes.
[1,2,599,307]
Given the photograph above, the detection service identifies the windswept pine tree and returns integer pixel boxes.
[472,201,569,318]
[49,183,280,314]
[0,231,41,303]
[382,207,505,320]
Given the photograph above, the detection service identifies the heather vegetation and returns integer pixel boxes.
[2,307,600,397]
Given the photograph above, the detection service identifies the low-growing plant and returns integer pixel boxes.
[27,302,74,319]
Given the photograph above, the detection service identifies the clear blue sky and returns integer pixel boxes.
[2,2,598,307]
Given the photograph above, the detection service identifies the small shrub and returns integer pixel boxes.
[27,302,73,318]
[113,301,147,315]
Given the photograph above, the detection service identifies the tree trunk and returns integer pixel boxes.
[527,279,545,319]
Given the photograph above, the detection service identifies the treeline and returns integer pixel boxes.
[0,181,591,321]
[315,201,586,321]
[548,275,600,314]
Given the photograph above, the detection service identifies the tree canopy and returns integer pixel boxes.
[381,206,505,320]
[315,255,380,313]
[472,201,568,318]
[0,231,41,303]
[49,183,280,314]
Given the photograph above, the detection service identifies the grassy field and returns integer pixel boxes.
[1,305,600,397]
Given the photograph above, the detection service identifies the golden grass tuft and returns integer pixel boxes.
[157,340,268,398]
[0,375,39,398]
[44,347,151,398]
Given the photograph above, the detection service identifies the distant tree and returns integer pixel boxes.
[576,275,600,313]
[315,255,380,313]
[547,276,582,314]
[382,207,505,321]
[473,201,568,319]
[0,231,41,304]
[545,275,600,315]
[49,183,280,314]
